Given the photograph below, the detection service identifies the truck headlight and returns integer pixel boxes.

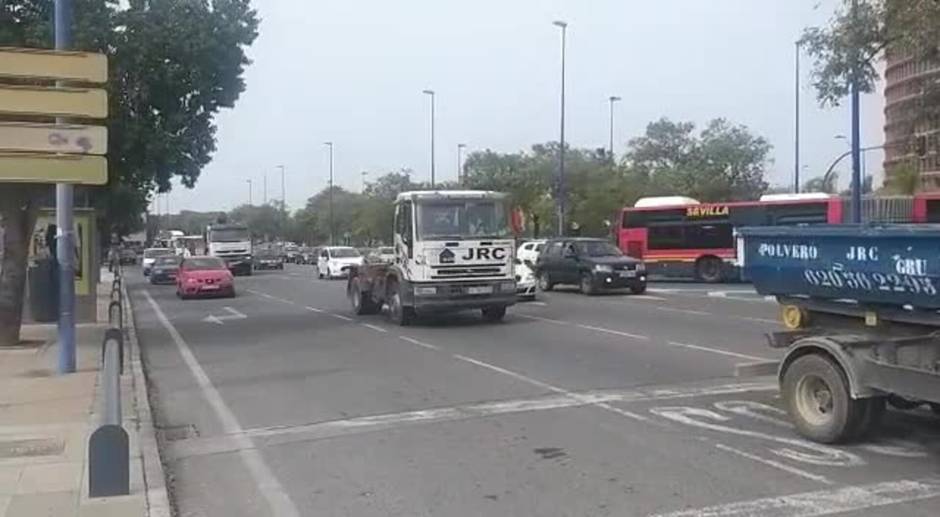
[414,286,437,295]
[594,264,613,273]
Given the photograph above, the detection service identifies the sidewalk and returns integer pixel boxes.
[0,270,169,516]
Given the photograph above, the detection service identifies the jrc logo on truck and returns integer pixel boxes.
[461,247,507,261]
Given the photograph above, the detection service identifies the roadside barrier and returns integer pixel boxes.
[88,265,130,497]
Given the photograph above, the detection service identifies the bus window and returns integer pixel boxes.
[647,225,684,250]
[684,223,733,249]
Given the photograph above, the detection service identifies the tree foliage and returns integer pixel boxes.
[0,0,258,346]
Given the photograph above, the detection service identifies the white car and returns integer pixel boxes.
[515,258,537,300]
[317,246,364,279]
[517,240,546,265]
[141,248,174,276]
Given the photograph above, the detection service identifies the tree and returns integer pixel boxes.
[229,204,283,241]
[0,0,258,346]
[464,147,552,237]
[804,173,839,194]
[885,163,921,195]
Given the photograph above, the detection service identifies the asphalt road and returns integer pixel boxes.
[127,264,940,517]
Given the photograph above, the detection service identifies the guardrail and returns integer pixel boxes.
[88,262,130,498]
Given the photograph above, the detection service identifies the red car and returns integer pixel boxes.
[176,257,236,299]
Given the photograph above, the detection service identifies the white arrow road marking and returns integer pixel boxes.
[201,306,248,325]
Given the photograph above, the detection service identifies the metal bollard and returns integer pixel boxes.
[88,328,129,497]
[108,300,123,333]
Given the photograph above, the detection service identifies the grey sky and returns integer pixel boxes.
[160,0,884,214]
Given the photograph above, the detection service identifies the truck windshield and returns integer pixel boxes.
[208,228,249,242]
[417,201,509,240]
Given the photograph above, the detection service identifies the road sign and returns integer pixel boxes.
[0,122,106,155]
[0,153,106,185]
[0,47,107,83]
[0,84,107,119]
[0,46,108,184]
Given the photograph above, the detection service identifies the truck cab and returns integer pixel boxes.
[348,190,517,324]
[205,223,253,276]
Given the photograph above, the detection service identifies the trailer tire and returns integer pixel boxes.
[387,282,415,326]
[695,256,723,283]
[782,353,864,444]
[349,277,379,315]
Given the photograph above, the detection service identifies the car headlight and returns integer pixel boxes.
[186,278,199,284]
[414,286,437,295]
[594,264,613,273]
[636,262,646,272]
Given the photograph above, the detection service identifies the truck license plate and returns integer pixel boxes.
[468,286,492,295]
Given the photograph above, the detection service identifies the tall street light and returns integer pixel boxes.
[361,170,368,193]
[422,89,436,187]
[794,40,802,194]
[849,0,862,222]
[247,179,253,206]
[278,165,286,239]
[457,143,467,185]
[263,170,267,205]
[553,20,568,236]
[608,95,621,159]
[324,141,335,245]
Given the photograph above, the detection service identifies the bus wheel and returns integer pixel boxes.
[695,256,723,283]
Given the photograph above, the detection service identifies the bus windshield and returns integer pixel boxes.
[417,201,509,240]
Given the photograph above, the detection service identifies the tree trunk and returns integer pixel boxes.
[531,214,541,239]
[0,186,42,347]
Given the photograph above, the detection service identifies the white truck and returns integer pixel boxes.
[205,223,253,276]
[347,190,517,325]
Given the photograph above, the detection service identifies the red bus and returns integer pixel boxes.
[616,194,933,282]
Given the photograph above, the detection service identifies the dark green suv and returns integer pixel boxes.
[535,238,647,295]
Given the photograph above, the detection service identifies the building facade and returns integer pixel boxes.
[884,49,940,190]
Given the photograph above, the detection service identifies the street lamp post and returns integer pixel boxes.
[324,142,334,245]
[422,89,436,187]
[247,179,252,206]
[608,95,621,159]
[55,0,76,374]
[361,171,368,193]
[263,170,267,205]
[849,0,862,223]
[553,20,568,236]
[794,40,802,194]
[457,143,467,185]
[277,165,286,239]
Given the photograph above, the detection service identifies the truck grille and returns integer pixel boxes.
[431,264,506,279]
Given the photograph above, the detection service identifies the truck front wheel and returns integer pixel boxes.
[482,305,507,322]
[781,353,863,444]
[387,283,415,326]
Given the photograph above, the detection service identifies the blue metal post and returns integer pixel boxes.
[794,40,801,193]
[55,0,76,374]
[850,0,862,223]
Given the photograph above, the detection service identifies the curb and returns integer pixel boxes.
[122,278,174,517]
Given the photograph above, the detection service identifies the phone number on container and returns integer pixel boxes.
[803,269,937,296]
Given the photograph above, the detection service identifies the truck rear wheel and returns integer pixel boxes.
[481,305,507,322]
[349,277,379,315]
[387,283,415,326]
[782,353,864,444]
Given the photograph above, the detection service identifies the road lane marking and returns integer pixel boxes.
[330,313,353,321]
[530,301,548,306]
[655,306,712,316]
[515,313,567,324]
[452,354,652,422]
[576,323,649,341]
[142,290,300,517]
[304,306,323,313]
[647,477,940,517]
[361,323,388,333]
[245,289,295,305]
[713,443,833,485]
[631,294,668,301]
[667,341,769,362]
[170,381,775,459]
[399,336,440,350]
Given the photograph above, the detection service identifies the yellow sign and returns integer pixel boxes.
[0,84,107,119]
[0,122,107,155]
[0,46,108,184]
[0,153,107,185]
[686,204,729,218]
[0,47,107,83]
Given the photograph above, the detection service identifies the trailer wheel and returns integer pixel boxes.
[349,277,379,315]
[387,282,414,326]
[694,256,723,283]
[782,353,863,444]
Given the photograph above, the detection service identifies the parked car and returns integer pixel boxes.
[141,248,174,276]
[317,246,364,279]
[515,258,537,300]
[176,257,236,299]
[253,251,284,270]
[149,255,182,285]
[516,239,546,265]
[368,246,396,264]
[536,238,646,295]
[119,248,138,265]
